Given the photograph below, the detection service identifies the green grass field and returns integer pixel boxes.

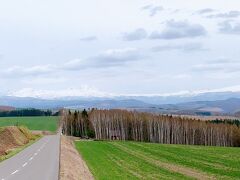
[0,116,59,132]
[75,141,240,180]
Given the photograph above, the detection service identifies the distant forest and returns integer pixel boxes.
[0,108,60,117]
[62,109,240,147]
[209,119,240,127]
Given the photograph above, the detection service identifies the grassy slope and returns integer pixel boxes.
[0,136,41,162]
[75,141,240,180]
[0,116,58,132]
[0,126,41,162]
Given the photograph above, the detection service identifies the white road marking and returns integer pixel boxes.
[1,138,53,180]
[11,170,19,175]
[22,162,28,167]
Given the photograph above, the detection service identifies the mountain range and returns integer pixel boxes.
[1,91,240,116]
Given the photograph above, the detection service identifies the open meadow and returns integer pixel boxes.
[0,116,59,132]
[75,141,240,180]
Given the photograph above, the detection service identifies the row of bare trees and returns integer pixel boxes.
[61,109,240,147]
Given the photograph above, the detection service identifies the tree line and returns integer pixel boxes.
[61,109,240,147]
[209,119,240,127]
[0,108,60,117]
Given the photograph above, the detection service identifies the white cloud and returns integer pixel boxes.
[149,20,207,40]
[21,77,67,85]
[152,42,207,52]
[2,65,55,77]
[173,74,192,79]
[192,58,240,72]
[206,11,240,18]
[79,36,97,41]
[195,8,215,15]
[62,48,145,70]
[122,28,147,41]
[61,59,84,70]
[2,48,145,78]
[0,53,4,59]
[87,48,145,67]
[219,20,240,34]
[141,4,164,16]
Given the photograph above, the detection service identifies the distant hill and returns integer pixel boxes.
[126,91,240,105]
[1,93,240,116]
[0,106,15,111]
[157,98,240,115]
[0,96,153,109]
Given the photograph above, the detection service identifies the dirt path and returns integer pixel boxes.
[112,142,216,180]
[59,136,94,180]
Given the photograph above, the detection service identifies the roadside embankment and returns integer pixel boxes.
[0,126,40,160]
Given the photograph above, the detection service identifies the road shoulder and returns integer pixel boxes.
[60,136,94,180]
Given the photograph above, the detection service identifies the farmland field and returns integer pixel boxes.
[0,116,59,132]
[75,141,240,180]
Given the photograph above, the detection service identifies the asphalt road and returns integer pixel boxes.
[0,134,60,180]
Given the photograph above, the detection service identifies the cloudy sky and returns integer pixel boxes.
[0,0,240,98]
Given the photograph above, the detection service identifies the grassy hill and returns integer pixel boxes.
[0,116,59,132]
[75,141,240,179]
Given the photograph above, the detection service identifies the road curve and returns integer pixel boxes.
[0,134,60,180]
